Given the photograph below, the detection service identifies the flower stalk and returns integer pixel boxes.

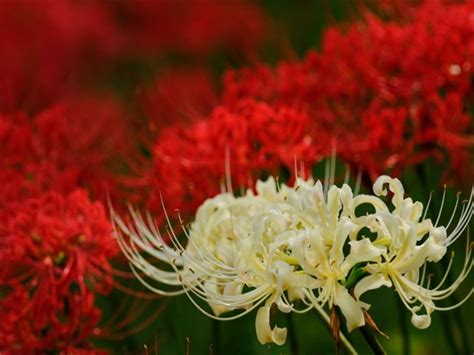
[359,325,387,355]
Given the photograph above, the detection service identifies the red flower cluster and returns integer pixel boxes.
[0,0,266,352]
[0,96,134,202]
[222,1,474,179]
[1,0,472,351]
[145,1,473,224]
[0,98,130,352]
[35,96,138,202]
[0,0,268,113]
[0,190,116,352]
[0,0,270,352]
[148,99,321,218]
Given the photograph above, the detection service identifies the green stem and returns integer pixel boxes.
[396,297,411,355]
[211,319,220,354]
[285,312,300,355]
[359,325,387,355]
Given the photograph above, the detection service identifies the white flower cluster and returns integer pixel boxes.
[113,175,473,346]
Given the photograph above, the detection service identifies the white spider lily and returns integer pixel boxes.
[112,173,473,346]
[112,176,369,345]
[354,176,473,329]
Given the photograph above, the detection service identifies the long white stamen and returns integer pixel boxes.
[435,185,447,227]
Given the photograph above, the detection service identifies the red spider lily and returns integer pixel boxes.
[221,1,474,180]
[0,189,116,352]
[0,114,77,200]
[0,96,164,350]
[0,285,106,354]
[0,136,159,353]
[35,95,139,202]
[0,189,117,291]
[0,95,139,203]
[148,99,325,220]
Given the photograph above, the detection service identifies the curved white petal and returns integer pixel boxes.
[255,302,287,345]
[354,274,392,302]
[334,283,365,332]
[349,238,384,262]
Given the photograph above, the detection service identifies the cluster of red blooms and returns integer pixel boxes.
[0,96,133,201]
[148,1,473,221]
[2,0,473,352]
[0,100,125,352]
[0,1,269,351]
[0,190,115,352]
[0,0,268,113]
[221,0,474,179]
[148,99,321,217]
